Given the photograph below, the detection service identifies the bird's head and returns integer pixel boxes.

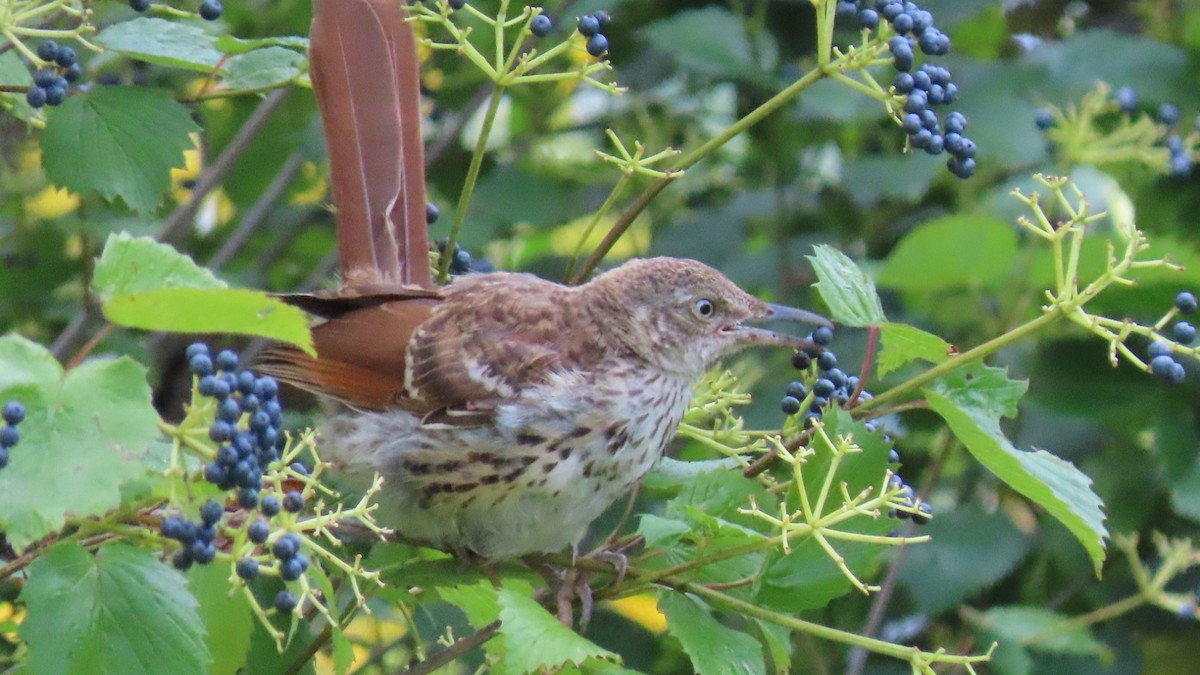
[585,258,830,378]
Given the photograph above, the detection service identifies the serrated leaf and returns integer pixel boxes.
[659,591,765,675]
[975,606,1108,657]
[877,322,956,376]
[19,542,210,675]
[896,507,1031,613]
[806,245,886,327]
[224,47,305,91]
[42,87,198,213]
[497,588,619,673]
[877,214,1019,292]
[96,18,224,71]
[189,563,253,675]
[103,287,315,355]
[0,336,159,549]
[93,233,225,302]
[215,34,309,55]
[925,363,1108,576]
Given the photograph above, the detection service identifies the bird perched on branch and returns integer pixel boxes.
[257,0,828,561]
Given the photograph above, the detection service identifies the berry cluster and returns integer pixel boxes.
[188,343,288,507]
[25,41,80,109]
[576,11,612,57]
[0,401,26,470]
[838,1,976,178]
[160,499,224,569]
[129,0,223,21]
[1145,291,1197,385]
[780,325,866,425]
[436,238,493,275]
[781,331,932,524]
[1037,86,1198,178]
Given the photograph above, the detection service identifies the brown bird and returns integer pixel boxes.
[257,0,828,560]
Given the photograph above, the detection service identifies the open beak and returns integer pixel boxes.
[725,303,832,348]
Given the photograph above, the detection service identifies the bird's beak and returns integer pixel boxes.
[762,303,832,327]
[724,303,831,349]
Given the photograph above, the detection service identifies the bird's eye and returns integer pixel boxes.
[694,298,715,318]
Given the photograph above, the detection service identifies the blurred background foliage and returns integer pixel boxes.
[4,0,1200,673]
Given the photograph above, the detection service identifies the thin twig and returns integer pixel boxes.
[848,325,879,407]
[207,151,304,270]
[397,620,502,675]
[283,623,333,675]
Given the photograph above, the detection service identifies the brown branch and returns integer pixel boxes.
[283,623,333,675]
[396,620,502,675]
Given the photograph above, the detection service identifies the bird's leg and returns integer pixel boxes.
[584,533,644,590]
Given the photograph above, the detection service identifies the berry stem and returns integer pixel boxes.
[563,173,631,282]
[439,85,505,282]
[849,324,879,407]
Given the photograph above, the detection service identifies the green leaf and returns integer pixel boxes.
[877,322,956,376]
[96,18,224,71]
[0,336,159,549]
[0,52,38,121]
[877,214,1019,293]
[896,506,1031,613]
[42,87,198,213]
[215,35,309,56]
[639,8,773,86]
[637,514,692,548]
[924,363,1108,576]
[1170,458,1200,522]
[103,288,315,355]
[806,245,886,327]
[223,47,306,91]
[93,233,225,302]
[19,542,210,675]
[189,563,253,675]
[975,606,1108,657]
[659,591,765,675]
[497,588,620,672]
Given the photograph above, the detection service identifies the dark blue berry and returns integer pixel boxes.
[592,10,612,27]
[236,557,259,580]
[55,46,76,68]
[1173,322,1197,345]
[948,156,976,178]
[0,447,9,469]
[161,516,186,540]
[239,488,259,509]
[792,351,811,370]
[858,8,879,29]
[1159,103,1180,127]
[214,350,238,372]
[275,590,297,613]
[130,0,151,10]
[586,33,608,57]
[944,132,964,155]
[813,378,836,397]
[261,495,281,516]
[817,352,838,370]
[813,326,835,346]
[911,128,932,149]
[289,462,310,476]
[199,0,223,20]
[880,1,902,21]
[1169,154,1193,178]
[204,462,227,485]
[904,90,927,113]
[248,520,270,544]
[810,396,828,413]
[781,396,802,415]
[2,401,25,426]
[0,426,19,448]
[253,377,278,400]
[577,14,600,37]
[25,87,46,108]
[173,550,193,570]
[449,0,466,8]
[273,533,300,559]
[836,1,857,20]
[200,499,223,526]
[36,41,59,62]
[1148,341,1173,359]
[190,354,214,376]
[1116,87,1137,113]
[955,137,976,159]
[1176,292,1197,314]
[888,448,900,463]
[891,12,913,34]
[893,73,915,94]
[1168,362,1186,385]
[190,540,217,564]
[280,556,305,581]
[249,411,271,433]
[196,524,216,543]
[911,70,931,92]
[1151,354,1177,379]
[902,113,922,135]
[925,134,945,154]
[785,381,807,399]
[425,202,440,226]
[186,343,209,360]
[43,85,66,106]
[64,62,82,83]
[209,421,235,443]
[530,14,553,37]
[217,398,241,423]
[240,393,260,412]
[283,490,305,513]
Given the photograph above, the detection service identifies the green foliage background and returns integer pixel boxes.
[3,0,1200,674]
